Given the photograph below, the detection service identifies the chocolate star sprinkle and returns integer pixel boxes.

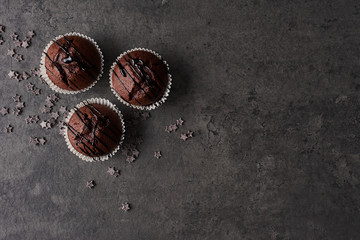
[21,40,30,48]
[38,137,46,145]
[10,33,18,40]
[7,49,15,56]
[15,54,23,62]
[12,94,21,102]
[33,88,41,95]
[30,68,41,77]
[8,70,16,78]
[176,118,184,126]
[5,125,13,133]
[180,133,188,141]
[121,202,130,212]
[154,151,162,159]
[16,102,24,109]
[59,106,67,115]
[26,83,34,91]
[40,105,51,113]
[40,121,47,129]
[22,72,30,80]
[126,155,136,163]
[27,30,35,38]
[13,108,21,116]
[1,107,9,116]
[0,25,5,33]
[51,112,59,120]
[29,137,40,145]
[86,180,96,189]
[107,167,120,177]
[14,40,21,48]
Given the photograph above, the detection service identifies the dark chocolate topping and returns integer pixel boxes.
[45,35,102,91]
[111,50,169,106]
[67,103,123,158]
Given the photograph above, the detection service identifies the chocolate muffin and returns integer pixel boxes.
[110,48,171,109]
[65,99,124,161]
[41,33,103,93]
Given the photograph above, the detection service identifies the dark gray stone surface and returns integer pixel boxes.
[1,0,360,239]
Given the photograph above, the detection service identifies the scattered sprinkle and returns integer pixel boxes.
[25,115,40,124]
[15,54,23,62]
[107,167,120,177]
[1,107,9,116]
[40,105,51,113]
[51,111,59,120]
[13,108,21,116]
[126,155,136,163]
[27,30,35,38]
[12,94,21,102]
[180,130,194,141]
[154,151,162,159]
[59,106,67,115]
[7,49,15,56]
[86,180,96,189]
[30,68,41,77]
[26,83,34,91]
[176,118,184,126]
[21,40,30,48]
[180,133,188,141]
[16,102,25,109]
[121,202,130,212]
[38,137,46,145]
[33,88,41,95]
[0,25,5,33]
[14,40,21,48]
[5,125,13,133]
[10,33,18,41]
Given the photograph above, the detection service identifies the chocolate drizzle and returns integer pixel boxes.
[44,35,101,91]
[66,103,122,158]
[113,50,169,105]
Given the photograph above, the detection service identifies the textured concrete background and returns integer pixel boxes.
[1,0,360,239]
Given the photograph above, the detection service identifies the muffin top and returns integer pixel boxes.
[111,50,169,106]
[66,103,123,158]
[44,35,102,91]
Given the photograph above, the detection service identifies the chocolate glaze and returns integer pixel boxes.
[45,35,102,91]
[67,103,123,158]
[111,50,169,106]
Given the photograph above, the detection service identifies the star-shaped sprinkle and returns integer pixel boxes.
[1,107,9,116]
[8,70,16,78]
[38,137,46,145]
[51,112,59,119]
[10,33,18,40]
[12,94,21,102]
[126,155,136,163]
[154,151,162,159]
[59,106,67,114]
[14,40,21,48]
[15,54,23,62]
[21,40,30,48]
[40,121,47,129]
[121,202,130,212]
[22,72,30,80]
[29,137,39,145]
[32,115,40,123]
[141,111,151,120]
[180,133,188,141]
[48,118,56,125]
[0,38,4,45]
[176,118,184,126]
[107,167,120,177]
[33,88,41,95]
[5,125,13,133]
[86,180,96,189]
[27,30,35,38]
[30,68,41,77]
[13,108,21,116]
[0,25,5,33]
[26,83,34,91]
[40,105,51,113]
[16,102,24,109]
[165,126,171,133]
[187,130,193,138]
[132,149,140,158]
[49,93,60,102]
[7,49,15,56]
[25,116,32,124]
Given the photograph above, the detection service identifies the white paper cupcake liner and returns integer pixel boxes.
[40,32,104,94]
[109,48,172,111]
[63,98,125,162]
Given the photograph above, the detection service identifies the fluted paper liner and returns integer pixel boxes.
[109,48,172,111]
[63,98,125,162]
[40,32,104,94]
